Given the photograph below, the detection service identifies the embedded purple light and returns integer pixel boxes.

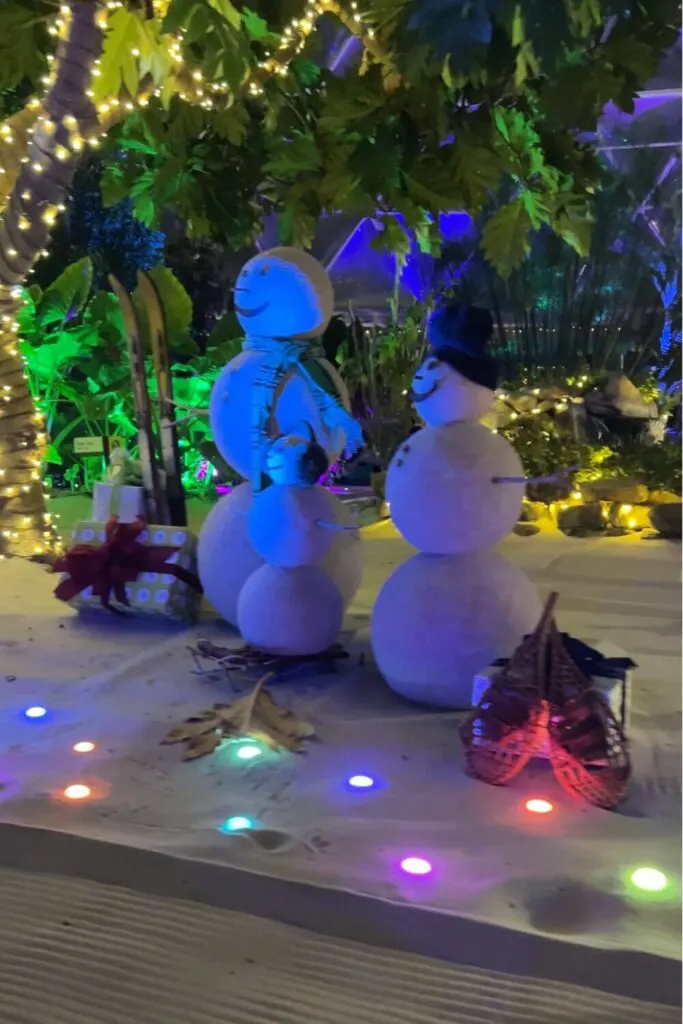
[400,856,433,876]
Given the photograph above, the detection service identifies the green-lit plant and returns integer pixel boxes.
[18,256,218,491]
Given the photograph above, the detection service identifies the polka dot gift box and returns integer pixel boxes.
[60,521,202,622]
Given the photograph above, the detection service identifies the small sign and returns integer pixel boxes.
[74,436,105,455]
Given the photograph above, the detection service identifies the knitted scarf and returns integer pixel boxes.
[245,336,363,493]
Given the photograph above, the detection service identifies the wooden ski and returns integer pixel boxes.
[136,271,187,527]
[108,274,167,524]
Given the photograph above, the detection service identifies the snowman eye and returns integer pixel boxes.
[426,359,439,370]
[260,265,270,275]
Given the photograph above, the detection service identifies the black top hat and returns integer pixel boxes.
[427,304,498,391]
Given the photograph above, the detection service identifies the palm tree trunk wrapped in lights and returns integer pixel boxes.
[0,2,104,557]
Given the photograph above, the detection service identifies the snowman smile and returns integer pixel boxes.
[235,299,270,317]
[409,379,441,403]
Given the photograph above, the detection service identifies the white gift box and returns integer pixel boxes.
[471,640,632,759]
[92,482,146,523]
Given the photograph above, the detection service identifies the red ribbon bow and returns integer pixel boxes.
[53,516,202,612]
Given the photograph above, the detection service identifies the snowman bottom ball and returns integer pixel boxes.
[371,551,541,709]
[318,495,364,607]
[238,564,343,656]
[198,483,264,626]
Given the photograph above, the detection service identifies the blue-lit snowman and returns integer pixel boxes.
[198,248,363,653]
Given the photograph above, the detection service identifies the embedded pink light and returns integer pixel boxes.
[400,856,433,876]
[73,741,95,754]
[525,798,554,815]
[64,784,91,801]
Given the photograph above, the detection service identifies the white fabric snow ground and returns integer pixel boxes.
[0,525,680,1011]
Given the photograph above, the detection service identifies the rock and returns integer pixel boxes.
[558,502,605,535]
[519,500,548,523]
[513,522,540,536]
[615,504,650,531]
[582,478,649,504]
[649,503,682,539]
[649,490,681,505]
[585,373,658,420]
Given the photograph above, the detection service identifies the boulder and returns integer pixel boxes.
[649,503,682,539]
[585,373,659,420]
[513,522,540,536]
[519,500,548,522]
[582,478,649,504]
[558,502,605,535]
[615,504,650,531]
[649,490,681,505]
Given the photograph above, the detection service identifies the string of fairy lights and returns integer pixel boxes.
[0,0,382,557]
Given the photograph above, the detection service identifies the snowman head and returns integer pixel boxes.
[265,427,329,486]
[234,247,334,340]
[410,304,497,426]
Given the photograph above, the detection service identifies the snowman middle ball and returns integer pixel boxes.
[387,421,525,554]
[248,484,335,567]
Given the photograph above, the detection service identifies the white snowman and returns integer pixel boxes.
[198,249,363,649]
[371,304,542,708]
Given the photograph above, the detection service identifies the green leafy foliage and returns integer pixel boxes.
[41,257,94,325]
[4,0,680,284]
[0,0,51,90]
[100,104,265,247]
[132,265,194,350]
[163,0,250,90]
[94,8,145,102]
[17,259,210,490]
[482,199,533,279]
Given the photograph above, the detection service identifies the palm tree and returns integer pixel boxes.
[0,1,104,556]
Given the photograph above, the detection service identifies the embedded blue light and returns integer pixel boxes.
[24,706,47,720]
[347,774,377,790]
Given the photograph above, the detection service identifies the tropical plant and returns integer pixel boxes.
[18,255,212,491]
[0,0,678,553]
[337,306,427,463]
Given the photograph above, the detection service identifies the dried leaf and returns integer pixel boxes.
[163,674,316,759]
[162,713,222,744]
[248,690,315,752]
[183,731,223,761]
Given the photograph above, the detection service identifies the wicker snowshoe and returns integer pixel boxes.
[461,592,631,809]
[460,593,557,785]
[546,623,631,810]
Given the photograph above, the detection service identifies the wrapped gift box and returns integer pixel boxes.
[65,521,201,622]
[471,639,633,759]
[93,482,145,523]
